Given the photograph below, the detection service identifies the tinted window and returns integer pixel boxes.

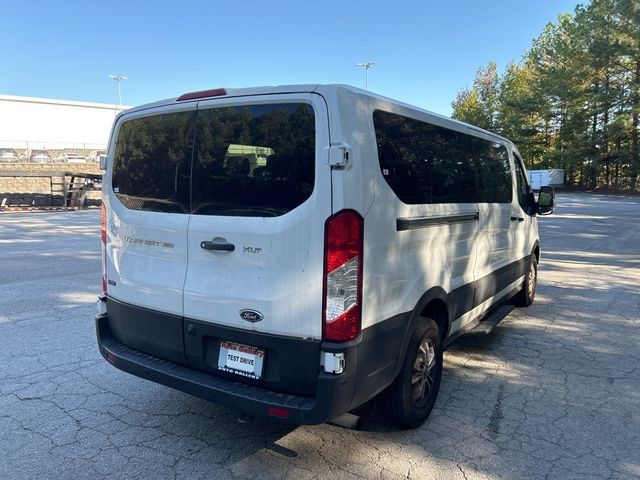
[373,110,476,204]
[472,137,512,203]
[191,103,315,217]
[112,111,196,213]
[111,104,315,217]
[513,154,529,210]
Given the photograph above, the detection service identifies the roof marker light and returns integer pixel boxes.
[176,88,227,102]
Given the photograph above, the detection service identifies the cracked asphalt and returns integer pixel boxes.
[1,192,639,480]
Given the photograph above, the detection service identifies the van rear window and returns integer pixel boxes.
[192,103,315,216]
[111,111,196,213]
[111,103,315,216]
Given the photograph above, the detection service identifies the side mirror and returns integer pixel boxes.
[537,186,554,215]
[98,154,108,171]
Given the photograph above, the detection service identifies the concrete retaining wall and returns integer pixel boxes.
[0,163,102,207]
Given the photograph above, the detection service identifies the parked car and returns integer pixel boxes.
[96,84,555,428]
[54,153,86,163]
[0,148,19,163]
[29,150,52,163]
[87,150,107,163]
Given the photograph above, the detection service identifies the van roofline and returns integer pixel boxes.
[122,84,323,114]
[334,85,513,145]
[122,84,513,146]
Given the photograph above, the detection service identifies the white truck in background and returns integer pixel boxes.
[528,169,564,190]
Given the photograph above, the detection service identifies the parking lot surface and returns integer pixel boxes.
[1,193,639,480]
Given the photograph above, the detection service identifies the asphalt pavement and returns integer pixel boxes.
[1,193,639,480]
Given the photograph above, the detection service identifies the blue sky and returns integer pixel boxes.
[3,0,581,116]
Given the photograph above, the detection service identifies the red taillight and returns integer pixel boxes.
[176,88,227,102]
[267,407,290,418]
[101,204,107,294]
[323,210,363,342]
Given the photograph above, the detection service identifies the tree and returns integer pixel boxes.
[497,62,546,167]
[614,0,640,189]
[451,88,489,128]
[452,0,640,191]
[451,62,500,131]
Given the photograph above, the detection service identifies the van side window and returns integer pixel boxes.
[192,103,315,217]
[373,110,476,204]
[472,137,512,203]
[112,111,196,213]
[512,154,529,210]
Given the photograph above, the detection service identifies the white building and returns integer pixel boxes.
[0,94,130,152]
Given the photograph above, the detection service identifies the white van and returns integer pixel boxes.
[96,85,554,428]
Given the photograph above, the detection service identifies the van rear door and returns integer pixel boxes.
[106,105,196,316]
[105,105,196,363]
[182,94,331,340]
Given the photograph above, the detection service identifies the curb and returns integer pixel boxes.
[0,206,78,213]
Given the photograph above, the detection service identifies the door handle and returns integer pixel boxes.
[200,241,235,251]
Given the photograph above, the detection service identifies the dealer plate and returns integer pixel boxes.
[217,341,265,380]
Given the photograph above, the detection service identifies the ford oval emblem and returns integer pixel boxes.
[240,309,264,323]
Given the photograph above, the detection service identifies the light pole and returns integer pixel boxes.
[356,62,375,91]
[109,74,128,108]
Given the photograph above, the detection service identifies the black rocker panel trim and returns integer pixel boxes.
[392,254,532,379]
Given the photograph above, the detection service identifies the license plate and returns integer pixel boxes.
[217,341,265,380]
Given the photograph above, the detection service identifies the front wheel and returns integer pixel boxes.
[514,255,538,307]
[382,318,443,429]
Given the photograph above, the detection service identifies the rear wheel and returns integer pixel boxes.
[514,255,538,307]
[382,317,442,429]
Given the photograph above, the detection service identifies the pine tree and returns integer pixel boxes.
[452,0,640,191]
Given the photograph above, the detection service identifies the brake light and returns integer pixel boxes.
[176,88,227,102]
[323,210,363,342]
[101,204,107,294]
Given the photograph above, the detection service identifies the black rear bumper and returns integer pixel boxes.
[96,313,357,424]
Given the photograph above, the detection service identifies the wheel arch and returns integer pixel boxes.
[393,287,451,379]
[532,240,541,262]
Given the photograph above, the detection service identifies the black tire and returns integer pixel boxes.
[513,255,538,307]
[382,317,443,429]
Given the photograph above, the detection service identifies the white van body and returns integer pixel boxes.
[96,85,546,426]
